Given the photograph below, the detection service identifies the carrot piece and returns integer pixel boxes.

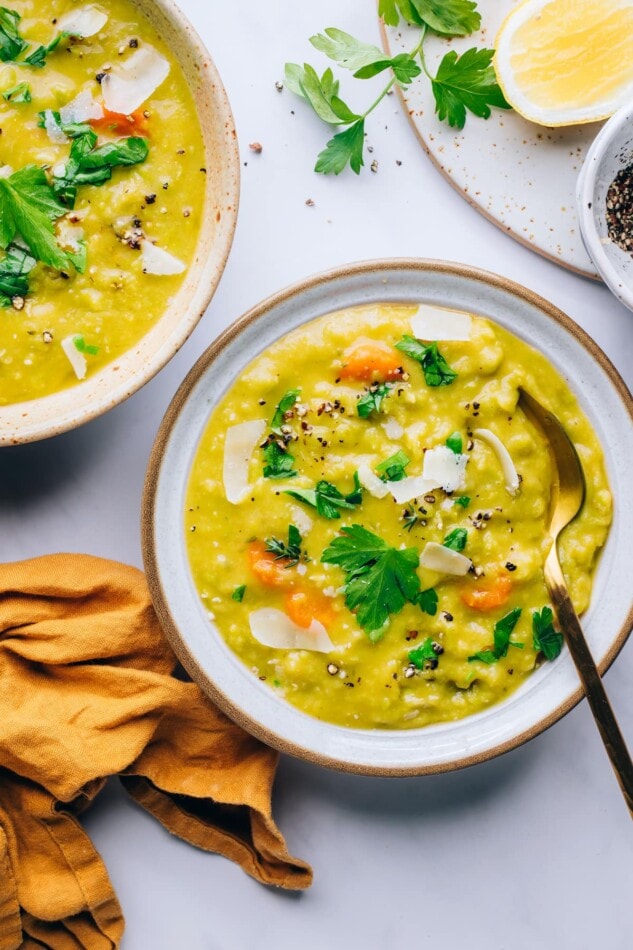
[247,541,294,588]
[460,575,513,611]
[339,338,402,382]
[284,590,336,630]
[90,108,149,136]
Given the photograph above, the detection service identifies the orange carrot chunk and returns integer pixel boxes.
[90,108,149,136]
[247,541,294,588]
[284,590,336,629]
[339,338,402,382]
[461,575,513,611]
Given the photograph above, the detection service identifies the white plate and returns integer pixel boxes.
[380,1,600,278]
[143,260,633,775]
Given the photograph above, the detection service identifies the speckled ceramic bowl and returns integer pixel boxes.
[0,0,239,446]
[143,260,633,775]
[577,102,633,312]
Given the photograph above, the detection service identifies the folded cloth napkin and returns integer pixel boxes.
[0,555,312,949]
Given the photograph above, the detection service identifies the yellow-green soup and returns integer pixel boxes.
[0,0,205,405]
[186,304,611,730]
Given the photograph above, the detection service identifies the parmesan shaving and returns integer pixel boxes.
[419,542,472,576]
[249,608,334,653]
[42,110,68,144]
[61,335,87,380]
[101,46,170,114]
[473,428,520,495]
[388,475,439,504]
[59,89,104,125]
[57,5,109,37]
[140,240,186,276]
[57,223,85,252]
[422,445,469,492]
[357,462,390,499]
[222,419,266,504]
[411,304,472,341]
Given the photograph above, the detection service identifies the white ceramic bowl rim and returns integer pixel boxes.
[0,0,239,446]
[143,259,633,776]
[577,100,633,311]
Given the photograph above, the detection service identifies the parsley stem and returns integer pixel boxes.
[417,26,433,80]
[361,30,427,121]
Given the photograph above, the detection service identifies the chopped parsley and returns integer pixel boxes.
[395,335,457,386]
[0,7,27,62]
[271,388,300,431]
[2,80,30,102]
[22,31,69,69]
[231,585,246,602]
[73,336,99,356]
[321,524,420,641]
[445,431,463,454]
[285,472,362,520]
[262,440,298,480]
[52,130,149,208]
[469,606,523,664]
[0,165,73,271]
[416,587,438,616]
[0,243,35,306]
[532,606,564,661]
[265,524,303,566]
[454,496,471,509]
[376,449,410,482]
[443,528,468,552]
[357,381,392,418]
[408,637,440,670]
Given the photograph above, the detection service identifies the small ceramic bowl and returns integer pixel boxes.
[577,101,633,311]
[143,260,633,776]
[0,0,239,446]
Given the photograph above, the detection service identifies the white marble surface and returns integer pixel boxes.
[1,1,631,947]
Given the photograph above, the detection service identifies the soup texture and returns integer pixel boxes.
[0,0,205,405]
[186,304,612,730]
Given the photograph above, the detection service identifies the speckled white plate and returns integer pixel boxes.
[380,1,600,278]
[143,260,633,776]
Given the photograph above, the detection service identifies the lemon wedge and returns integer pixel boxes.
[494,0,633,126]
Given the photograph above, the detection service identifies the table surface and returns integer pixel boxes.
[2,2,632,947]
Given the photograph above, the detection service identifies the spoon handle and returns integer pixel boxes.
[545,552,633,816]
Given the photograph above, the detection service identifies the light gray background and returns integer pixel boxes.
[1,2,631,947]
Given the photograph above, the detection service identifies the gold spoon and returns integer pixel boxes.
[519,388,633,815]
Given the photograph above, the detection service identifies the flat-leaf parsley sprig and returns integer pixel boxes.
[284,0,509,175]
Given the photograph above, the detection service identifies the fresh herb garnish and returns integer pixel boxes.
[37,110,92,140]
[0,166,72,271]
[443,528,468,552]
[416,587,438,616]
[376,449,410,482]
[403,508,418,532]
[454,496,471,509]
[285,2,509,174]
[52,130,149,207]
[321,524,420,640]
[262,440,298,480]
[23,31,69,69]
[2,80,30,102]
[445,431,463,454]
[395,336,457,386]
[408,637,440,669]
[0,242,35,306]
[469,606,523,663]
[357,381,392,418]
[532,606,564,661]
[285,472,362,520]
[0,7,27,62]
[271,388,300,431]
[73,335,99,356]
[265,524,303,567]
[231,585,246,602]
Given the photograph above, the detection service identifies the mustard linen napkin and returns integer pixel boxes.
[0,555,312,949]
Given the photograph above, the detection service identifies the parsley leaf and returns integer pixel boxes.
[431,47,510,130]
[271,388,300,431]
[231,585,246,602]
[443,528,467,551]
[315,119,365,175]
[285,62,359,125]
[357,382,393,418]
[445,431,463,454]
[2,80,30,102]
[354,54,421,85]
[52,131,149,207]
[0,7,27,62]
[0,242,35,306]
[23,31,69,68]
[469,607,523,663]
[73,335,99,356]
[378,0,424,28]
[286,472,362,520]
[262,440,298,480]
[321,524,420,640]
[532,606,564,661]
[376,449,410,482]
[411,0,481,36]
[416,587,438,616]
[37,110,91,139]
[0,166,72,271]
[265,524,303,567]
[454,496,471,509]
[408,637,440,669]
[395,335,457,386]
[310,28,385,73]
